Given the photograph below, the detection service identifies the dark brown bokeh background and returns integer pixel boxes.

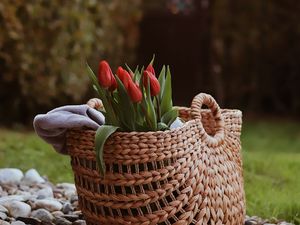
[1,0,300,125]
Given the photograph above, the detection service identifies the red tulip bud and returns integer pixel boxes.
[108,75,117,92]
[143,70,160,96]
[98,60,116,91]
[146,64,155,75]
[127,80,142,103]
[116,66,132,89]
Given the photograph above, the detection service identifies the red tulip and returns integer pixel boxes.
[108,75,117,92]
[127,80,142,103]
[116,66,132,89]
[146,64,155,75]
[143,70,160,96]
[98,60,116,91]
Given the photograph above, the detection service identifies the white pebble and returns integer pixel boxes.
[0,211,7,220]
[34,199,62,212]
[0,168,23,185]
[11,221,26,225]
[37,186,53,198]
[57,183,76,191]
[0,205,8,213]
[22,169,45,185]
[4,201,31,218]
[0,195,27,205]
[0,220,10,225]
[31,208,54,222]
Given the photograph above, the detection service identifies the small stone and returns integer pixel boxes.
[56,183,76,191]
[0,205,8,213]
[34,199,62,212]
[54,216,72,225]
[31,209,54,222]
[4,201,31,218]
[53,188,63,195]
[245,220,258,225]
[62,203,73,214]
[56,183,76,200]
[51,211,64,217]
[70,195,78,204]
[72,202,79,211]
[14,191,31,198]
[16,217,41,225]
[42,222,55,225]
[0,211,7,220]
[22,169,45,185]
[72,211,83,220]
[279,223,294,225]
[62,215,78,222]
[35,182,52,189]
[36,187,53,199]
[0,195,27,205]
[0,221,10,225]
[53,193,63,199]
[11,221,26,225]
[64,192,76,201]
[72,220,86,225]
[8,217,15,222]
[0,169,24,185]
[7,187,18,195]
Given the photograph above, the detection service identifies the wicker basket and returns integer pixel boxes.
[66,93,245,225]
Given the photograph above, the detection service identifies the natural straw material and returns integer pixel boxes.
[67,93,245,225]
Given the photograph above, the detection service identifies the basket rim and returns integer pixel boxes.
[67,108,242,137]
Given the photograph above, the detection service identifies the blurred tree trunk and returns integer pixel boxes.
[208,0,225,106]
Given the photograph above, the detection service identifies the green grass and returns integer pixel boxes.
[0,120,299,223]
[242,120,300,224]
[0,129,73,183]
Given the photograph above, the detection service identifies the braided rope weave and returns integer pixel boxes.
[67,93,245,225]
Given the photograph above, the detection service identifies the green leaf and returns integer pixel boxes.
[161,108,178,127]
[86,63,101,94]
[157,122,169,131]
[161,66,173,116]
[158,66,166,101]
[146,76,157,130]
[114,75,136,131]
[149,54,155,65]
[92,85,98,93]
[125,63,134,74]
[95,125,118,176]
[133,70,141,83]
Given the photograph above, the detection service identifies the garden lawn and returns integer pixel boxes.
[0,128,73,183]
[0,119,299,224]
[242,120,300,224]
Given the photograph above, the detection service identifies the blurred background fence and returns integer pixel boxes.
[1,0,300,124]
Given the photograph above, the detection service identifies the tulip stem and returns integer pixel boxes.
[141,104,152,129]
[155,96,161,122]
[105,91,118,126]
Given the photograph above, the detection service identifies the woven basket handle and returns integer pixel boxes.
[86,98,103,110]
[191,93,225,146]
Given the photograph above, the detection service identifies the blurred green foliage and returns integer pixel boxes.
[0,0,141,124]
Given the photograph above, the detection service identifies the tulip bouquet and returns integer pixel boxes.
[87,57,179,175]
